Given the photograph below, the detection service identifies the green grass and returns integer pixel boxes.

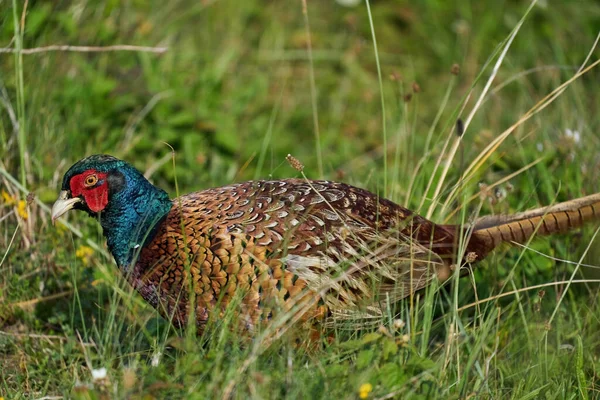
[2,0,600,398]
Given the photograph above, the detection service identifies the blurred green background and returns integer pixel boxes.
[2,0,598,199]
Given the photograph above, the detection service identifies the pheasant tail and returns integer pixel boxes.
[471,193,600,256]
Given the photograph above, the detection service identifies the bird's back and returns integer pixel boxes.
[129,179,460,330]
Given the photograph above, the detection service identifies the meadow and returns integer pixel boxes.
[1,0,600,398]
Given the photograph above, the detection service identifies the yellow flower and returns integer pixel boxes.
[76,245,94,265]
[17,200,28,220]
[1,189,15,205]
[137,20,153,35]
[359,383,373,399]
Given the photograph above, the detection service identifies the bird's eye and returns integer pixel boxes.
[84,174,98,187]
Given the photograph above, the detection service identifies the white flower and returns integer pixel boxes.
[536,142,544,152]
[151,351,162,367]
[91,367,107,381]
[565,128,581,144]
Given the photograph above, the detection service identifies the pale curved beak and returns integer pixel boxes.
[51,190,81,225]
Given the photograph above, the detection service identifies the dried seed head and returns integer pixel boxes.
[122,367,137,390]
[378,325,392,337]
[389,71,402,81]
[456,119,464,137]
[451,63,460,75]
[286,154,304,172]
[26,192,35,205]
[478,183,491,202]
[465,252,478,263]
[412,82,421,93]
[251,372,267,385]
[393,319,405,330]
[494,187,507,202]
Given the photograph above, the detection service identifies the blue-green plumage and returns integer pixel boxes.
[60,155,172,267]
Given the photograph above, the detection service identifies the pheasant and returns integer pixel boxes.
[51,155,600,332]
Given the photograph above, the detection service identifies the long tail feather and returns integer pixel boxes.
[471,193,600,255]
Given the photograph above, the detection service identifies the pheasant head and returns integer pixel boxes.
[51,154,172,267]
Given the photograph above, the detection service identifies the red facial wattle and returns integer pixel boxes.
[70,170,109,213]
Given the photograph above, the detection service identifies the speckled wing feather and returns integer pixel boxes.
[129,179,458,330]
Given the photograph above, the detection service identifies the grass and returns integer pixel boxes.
[2,0,600,398]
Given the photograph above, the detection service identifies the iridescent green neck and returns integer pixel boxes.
[99,171,172,269]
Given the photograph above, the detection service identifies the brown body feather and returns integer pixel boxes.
[131,180,458,329]
[121,179,598,331]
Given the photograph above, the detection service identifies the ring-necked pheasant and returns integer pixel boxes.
[51,155,600,332]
